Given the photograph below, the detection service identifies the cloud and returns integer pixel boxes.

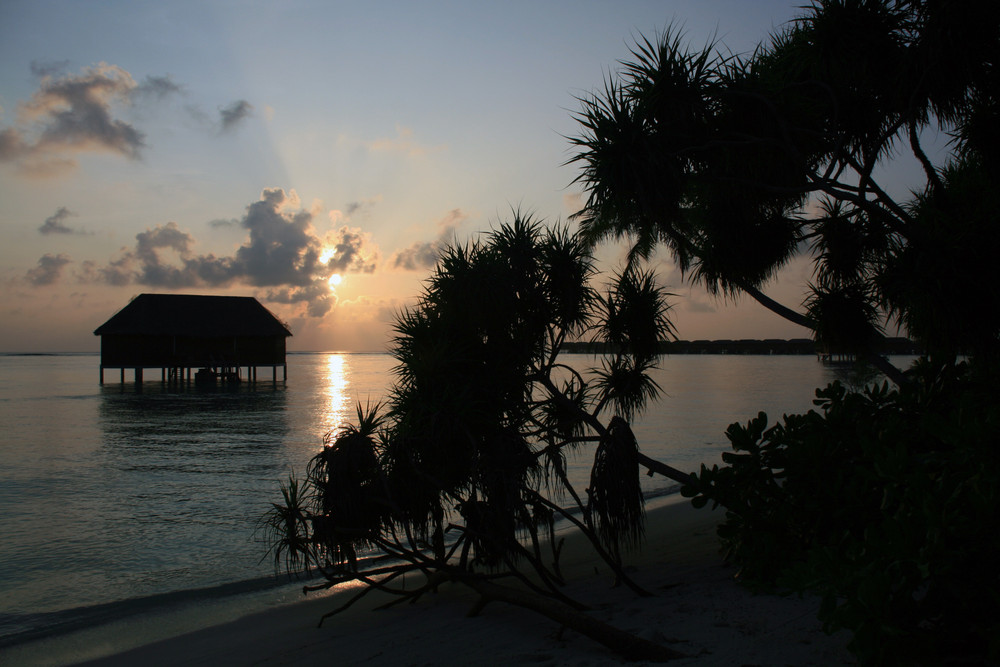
[67,188,381,317]
[29,60,71,78]
[231,188,323,286]
[184,103,210,126]
[184,99,255,134]
[323,226,380,274]
[563,192,584,218]
[133,75,182,100]
[0,128,27,160]
[135,220,194,258]
[266,283,337,317]
[71,221,202,287]
[207,217,239,228]
[2,64,251,176]
[367,125,445,157]
[21,63,144,156]
[219,100,253,132]
[344,195,382,218]
[686,298,718,314]
[0,63,144,175]
[38,206,82,235]
[391,239,440,272]
[132,221,204,287]
[390,209,466,271]
[25,253,72,286]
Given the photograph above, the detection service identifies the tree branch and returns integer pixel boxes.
[527,491,652,598]
[909,119,943,193]
[462,578,687,662]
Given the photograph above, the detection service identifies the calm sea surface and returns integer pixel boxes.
[0,352,907,647]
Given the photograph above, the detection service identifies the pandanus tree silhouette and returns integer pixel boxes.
[262,214,690,661]
[559,4,1000,662]
[568,0,1000,374]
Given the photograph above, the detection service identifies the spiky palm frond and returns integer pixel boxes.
[622,29,719,124]
[258,473,316,574]
[878,157,1000,360]
[593,354,662,423]
[459,429,540,567]
[589,417,645,557]
[911,0,1000,128]
[685,196,804,297]
[598,267,676,363]
[590,266,671,421]
[788,0,913,162]
[808,197,890,290]
[539,224,599,336]
[307,420,390,568]
[377,431,453,535]
[568,73,699,269]
[804,282,883,358]
[535,374,591,444]
[568,25,812,297]
[352,398,387,438]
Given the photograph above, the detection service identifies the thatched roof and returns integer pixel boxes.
[93,294,292,338]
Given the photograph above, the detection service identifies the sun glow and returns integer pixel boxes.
[319,247,335,264]
[322,353,350,435]
[328,273,342,286]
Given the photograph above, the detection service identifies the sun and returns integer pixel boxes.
[328,273,342,287]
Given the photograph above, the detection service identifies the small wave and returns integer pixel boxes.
[0,571,315,649]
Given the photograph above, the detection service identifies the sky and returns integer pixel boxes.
[2,0,853,353]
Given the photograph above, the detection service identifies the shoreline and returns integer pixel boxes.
[0,486,684,652]
[2,495,855,666]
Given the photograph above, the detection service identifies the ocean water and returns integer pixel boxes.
[0,351,904,649]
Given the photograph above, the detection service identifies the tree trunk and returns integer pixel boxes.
[463,578,686,662]
[738,282,815,330]
[739,282,910,387]
[636,453,697,487]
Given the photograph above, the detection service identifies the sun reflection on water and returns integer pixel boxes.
[321,353,351,436]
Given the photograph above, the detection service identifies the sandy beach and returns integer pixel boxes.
[2,495,855,666]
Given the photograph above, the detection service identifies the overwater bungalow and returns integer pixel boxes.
[93,293,292,384]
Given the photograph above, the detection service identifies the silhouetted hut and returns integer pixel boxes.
[94,294,292,384]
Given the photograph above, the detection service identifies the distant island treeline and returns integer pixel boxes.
[563,337,921,356]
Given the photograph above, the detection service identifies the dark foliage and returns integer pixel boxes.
[569,0,1000,368]
[683,362,1000,665]
[261,213,680,626]
[568,2,1000,663]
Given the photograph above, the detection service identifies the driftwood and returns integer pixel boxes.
[313,565,686,662]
